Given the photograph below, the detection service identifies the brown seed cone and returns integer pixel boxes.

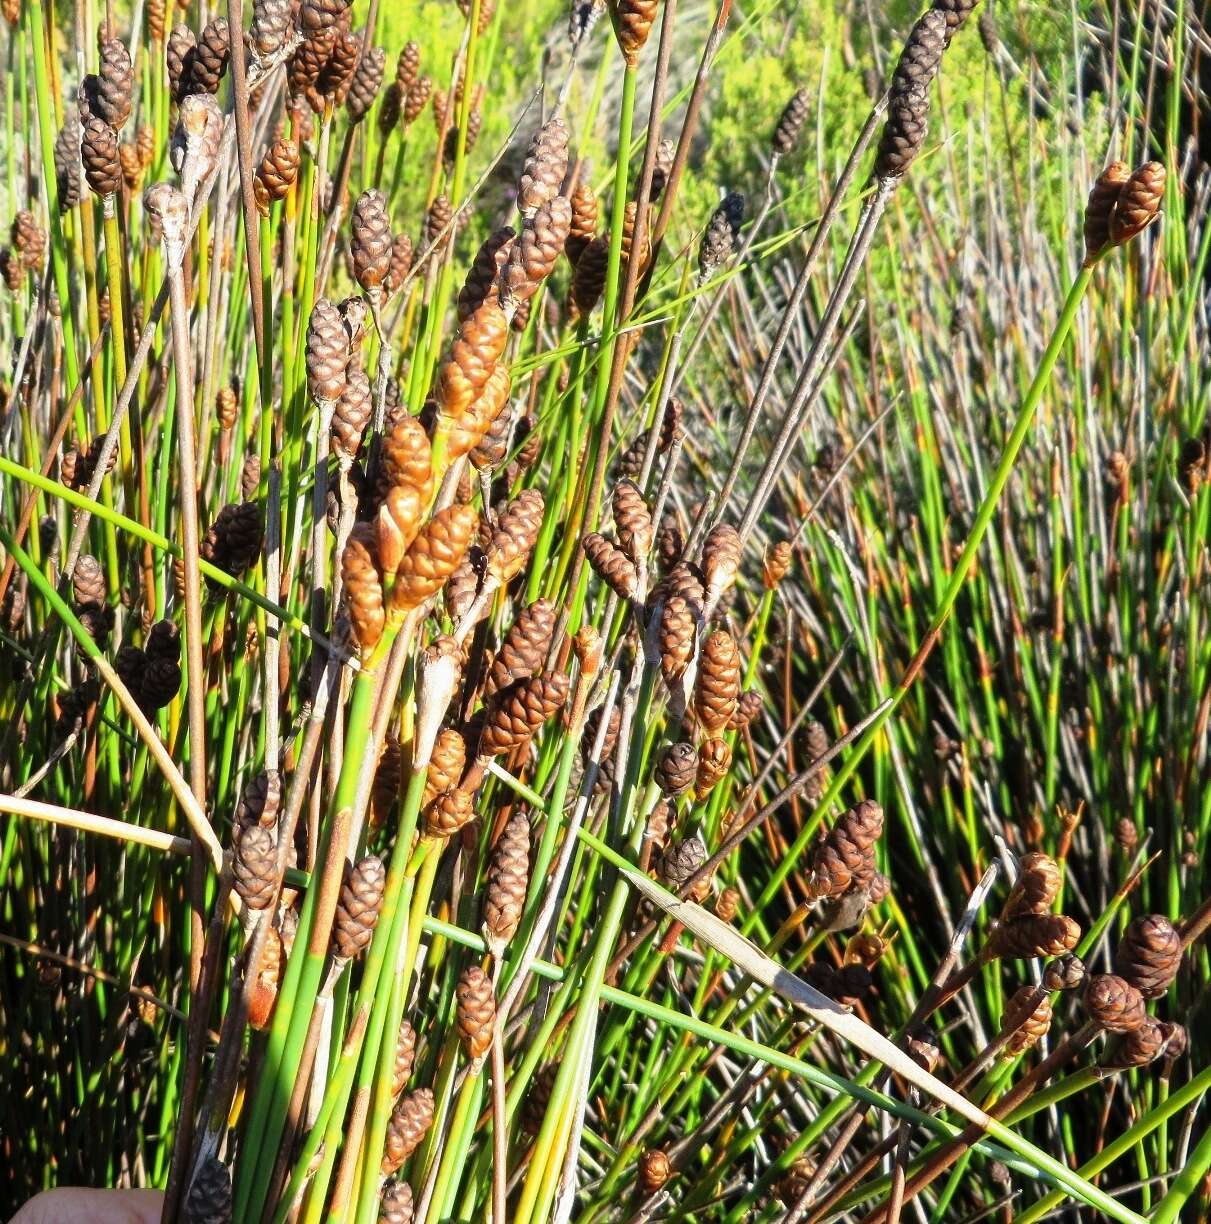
[772,87,809,157]
[316,30,361,104]
[54,118,82,212]
[873,12,948,181]
[81,116,121,196]
[250,0,293,57]
[1083,972,1147,1033]
[581,704,621,767]
[192,17,231,93]
[448,363,512,463]
[141,658,182,712]
[233,823,278,911]
[1082,161,1130,264]
[479,673,569,757]
[404,74,432,125]
[698,192,743,280]
[694,736,732,800]
[655,742,697,796]
[694,630,741,734]
[425,192,452,249]
[391,1020,418,1097]
[333,854,386,958]
[620,200,652,279]
[238,768,281,828]
[72,554,106,607]
[661,835,710,902]
[382,1088,435,1173]
[390,504,478,615]
[396,41,421,92]
[518,116,570,218]
[485,489,545,585]
[1042,953,1086,992]
[1109,161,1165,246]
[12,209,44,265]
[1107,1016,1169,1068]
[484,600,557,701]
[148,0,167,40]
[351,189,392,291]
[377,81,402,136]
[457,226,515,321]
[637,1149,671,1196]
[470,399,514,471]
[347,45,386,122]
[566,178,597,266]
[95,39,134,131]
[184,1156,232,1224]
[650,560,706,619]
[369,741,402,828]
[381,414,435,501]
[342,524,386,652]
[119,142,143,189]
[989,913,1082,960]
[583,532,638,599]
[422,728,467,807]
[331,367,373,464]
[254,138,299,216]
[804,720,832,801]
[436,302,510,421]
[379,1179,414,1224]
[0,246,25,290]
[241,454,262,500]
[1002,851,1062,920]
[612,479,652,565]
[500,196,572,311]
[1114,817,1139,857]
[570,232,609,314]
[455,966,496,1062]
[288,34,331,98]
[384,231,413,296]
[999,986,1052,1057]
[166,25,197,101]
[610,0,658,65]
[247,923,284,1030]
[424,786,476,838]
[306,298,349,404]
[1115,914,1182,999]
[137,123,155,169]
[728,689,763,730]
[701,525,741,603]
[806,799,883,900]
[714,886,740,924]
[658,596,696,690]
[484,812,530,949]
[200,501,262,575]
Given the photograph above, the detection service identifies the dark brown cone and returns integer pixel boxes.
[347,45,386,122]
[484,812,529,948]
[351,189,392,291]
[581,704,621,766]
[379,1179,414,1224]
[485,490,544,585]
[1107,1016,1169,1068]
[1108,161,1166,246]
[873,11,948,180]
[457,226,515,321]
[729,689,763,730]
[566,178,597,266]
[386,232,413,295]
[255,139,299,215]
[233,824,278,910]
[424,787,476,838]
[660,835,710,901]
[193,17,231,93]
[396,41,421,92]
[1115,817,1139,857]
[1115,914,1182,999]
[288,35,330,98]
[999,986,1052,1057]
[655,742,697,796]
[694,630,741,734]
[470,400,514,471]
[377,82,402,135]
[518,116,570,217]
[612,479,652,565]
[141,658,182,712]
[301,0,349,40]
[694,737,732,800]
[456,965,495,1061]
[649,137,675,200]
[423,193,452,251]
[332,368,372,464]
[403,75,432,125]
[95,39,134,131]
[990,913,1082,960]
[200,501,262,576]
[806,799,883,900]
[1082,161,1129,264]
[238,768,281,828]
[583,532,637,599]
[307,298,349,403]
[571,233,608,314]
[522,1064,557,1136]
[610,0,658,65]
[1083,973,1147,1032]
[620,200,651,277]
[54,118,82,212]
[772,87,809,156]
[484,600,556,701]
[698,192,744,280]
[658,595,696,690]
[1042,953,1086,991]
[315,30,361,106]
[391,1020,417,1097]
[250,0,293,57]
[240,454,262,500]
[1001,852,1062,920]
[81,116,121,196]
[382,1088,435,1173]
[500,196,571,311]
[166,26,197,101]
[480,674,569,757]
[72,554,106,607]
[184,1156,231,1224]
[341,524,385,652]
[637,1149,671,1196]
[334,854,386,958]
